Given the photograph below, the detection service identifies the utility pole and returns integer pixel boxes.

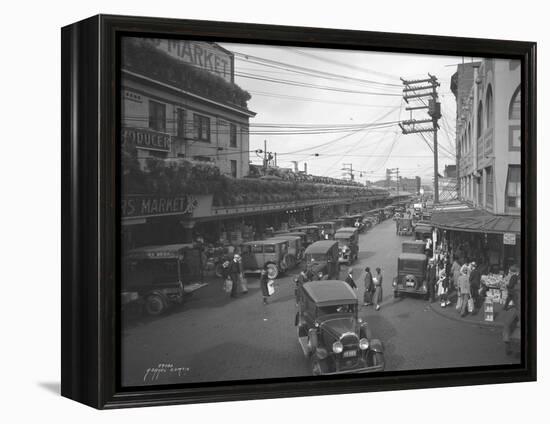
[342,163,354,181]
[399,74,442,203]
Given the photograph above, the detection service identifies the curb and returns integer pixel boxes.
[427,302,504,329]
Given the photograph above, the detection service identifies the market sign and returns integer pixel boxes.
[147,39,234,83]
[122,127,171,152]
[122,194,213,220]
[503,232,516,245]
[122,195,197,219]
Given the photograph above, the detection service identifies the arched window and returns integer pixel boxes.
[477,101,484,138]
[509,85,521,120]
[485,85,494,128]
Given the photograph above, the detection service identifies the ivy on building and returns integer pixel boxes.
[122,38,251,109]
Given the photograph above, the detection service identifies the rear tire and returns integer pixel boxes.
[144,294,166,316]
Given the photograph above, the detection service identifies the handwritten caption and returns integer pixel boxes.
[143,363,190,382]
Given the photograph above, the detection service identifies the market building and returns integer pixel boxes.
[120,37,405,250]
[432,58,521,273]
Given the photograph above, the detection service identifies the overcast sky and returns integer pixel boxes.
[220,42,472,184]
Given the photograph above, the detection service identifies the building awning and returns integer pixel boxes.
[431,202,520,235]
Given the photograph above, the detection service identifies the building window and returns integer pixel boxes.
[149,100,166,132]
[486,166,494,209]
[193,155,211,162]
[176,109,186,138]
[485,85,493,129]
[229,123,237,148]
[506,165,521,212]
[468,123,472,150]
[508,125,521,152]
[509,85,521,120]
[194,114,211,142]
[230,160,237,178]
[476,101,483,139]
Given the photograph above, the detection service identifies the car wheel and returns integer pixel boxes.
[145,294,166,316]
[266,263,279,279]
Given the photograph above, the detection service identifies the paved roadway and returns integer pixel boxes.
[121,219,519,387]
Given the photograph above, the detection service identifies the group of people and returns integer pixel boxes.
[220,253,248,299]
[343,267,384,311]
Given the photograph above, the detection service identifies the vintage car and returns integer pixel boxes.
[334,227,359,264]
[414,222,433,241]
[295,280,385,375]
[392,252,429,299]
[339,214,365,233]
[303,240,341,281]
[268,234,304,265]
[124,244,206,316]
[292,225,321,246]
[240,239,291,279]
[332,218,346,231]
[397,217,414,236]
[401,240,426,254]
[310,221,339,240]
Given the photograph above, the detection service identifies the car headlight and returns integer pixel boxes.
[332,341,343,353]
[359,338,370,350]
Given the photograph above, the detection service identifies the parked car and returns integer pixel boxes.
[339,214,365,233]
[414,222,433,241]
[401,240,426,254]
[397,217,413,236]
[303,240,341,281]
[123,243,205,316]
[334,227,359,264]
[295,280,385,375]
[392,252,429,299]
[310,221,339,240]
[292,225,321,246]
[240,239,291,279]
[268,234,304,265]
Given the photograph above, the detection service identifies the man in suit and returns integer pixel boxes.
[469,262,481,311]
[344,267,357,290]
[426,258,437,302]
[229,254,242,298]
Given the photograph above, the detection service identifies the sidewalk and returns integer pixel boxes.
[428,292,515,329]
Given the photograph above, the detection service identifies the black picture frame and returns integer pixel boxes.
[61,14,537,409]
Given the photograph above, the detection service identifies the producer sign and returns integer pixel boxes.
[122,127,171,152]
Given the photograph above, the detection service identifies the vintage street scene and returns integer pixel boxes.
[120,38,522,386]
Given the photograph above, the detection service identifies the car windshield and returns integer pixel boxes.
[335,237,349,244]
[306,253,326,262]
[318,304,355,315]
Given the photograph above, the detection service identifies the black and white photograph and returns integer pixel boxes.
[120,36,523,386]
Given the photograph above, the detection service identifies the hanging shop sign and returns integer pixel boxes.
[122,127,171,152]
[503,232,517,245]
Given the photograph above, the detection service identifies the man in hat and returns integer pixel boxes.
[469,261,481,311]
[229,253,242,298]
[504,265,520,311]
[344,267,357,290]
[426,258,437,302]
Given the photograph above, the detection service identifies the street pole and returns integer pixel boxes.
[432,78,440,204]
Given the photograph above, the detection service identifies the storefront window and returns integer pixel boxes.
[194,114,211,142]
[506,165,521,213]
[149,100,166,132]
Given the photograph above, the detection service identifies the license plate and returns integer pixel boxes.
[343,350,357,358]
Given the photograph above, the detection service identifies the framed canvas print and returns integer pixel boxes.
[61,14,536,409]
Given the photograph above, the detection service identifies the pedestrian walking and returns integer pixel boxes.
[259,266,270,305]
[469,261,481,312]
[450,255,461,300]
[363,267,374,306]
[437,270,450,307]
[373,267,383,311]
[503,265,520,311]
[229,254,242,298]
[344,267,357,290]
[426,258,437,302]
[457,265,471,317]
[395,218,400,235]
